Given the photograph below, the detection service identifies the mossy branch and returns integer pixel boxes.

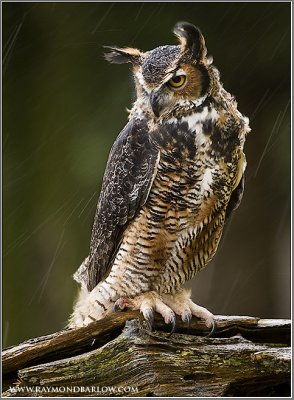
[2,313,291,397]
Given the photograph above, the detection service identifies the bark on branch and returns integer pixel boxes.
[2,312,291,397]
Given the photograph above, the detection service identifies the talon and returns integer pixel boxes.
[113,300,120,312]
[205,318,216,338]
[143,308,154,331]
[168,314,177,336]
[113,296,129,312]
[113,298,125,312]
[182,311,192,329]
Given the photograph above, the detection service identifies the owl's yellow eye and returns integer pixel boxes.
[168,75,186,88]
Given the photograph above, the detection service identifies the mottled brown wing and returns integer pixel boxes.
[225,175,245,220]
[76,118,159,292]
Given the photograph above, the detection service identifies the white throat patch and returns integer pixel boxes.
[175,94,208,109]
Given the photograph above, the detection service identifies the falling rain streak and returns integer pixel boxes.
[254,99,290,178]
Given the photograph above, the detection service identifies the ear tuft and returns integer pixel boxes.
[173,22,207,61]
[104,46,143,65]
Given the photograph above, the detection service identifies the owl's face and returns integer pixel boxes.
[105,22,214,118]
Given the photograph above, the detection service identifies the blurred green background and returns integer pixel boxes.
[3,2,290,347]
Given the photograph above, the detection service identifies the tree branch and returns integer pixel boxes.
[2,313,290,397]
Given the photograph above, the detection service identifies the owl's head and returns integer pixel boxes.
[105,22,218,118]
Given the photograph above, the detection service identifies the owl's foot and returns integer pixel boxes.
[69,284,113,328]
[113,289,215,335]
[114,291,176,332]
[162,289,215,336]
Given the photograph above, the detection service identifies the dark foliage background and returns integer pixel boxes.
[3,2,291,346]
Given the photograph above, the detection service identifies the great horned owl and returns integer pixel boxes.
[69,22,250,331]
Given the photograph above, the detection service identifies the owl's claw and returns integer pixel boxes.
[161,289,215,333]
[113,292,176,332]
[169,314,177,335]
[112,299,121,312]
[143,308,154,331]
[205,318,216,338]
[113,290,214,337]
[182,311,192,329]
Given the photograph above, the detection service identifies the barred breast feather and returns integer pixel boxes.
[74,97,248,297]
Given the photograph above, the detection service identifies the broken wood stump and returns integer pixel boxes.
[2,312,291,397]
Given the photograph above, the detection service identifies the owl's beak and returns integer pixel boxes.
[150,90,162,117]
